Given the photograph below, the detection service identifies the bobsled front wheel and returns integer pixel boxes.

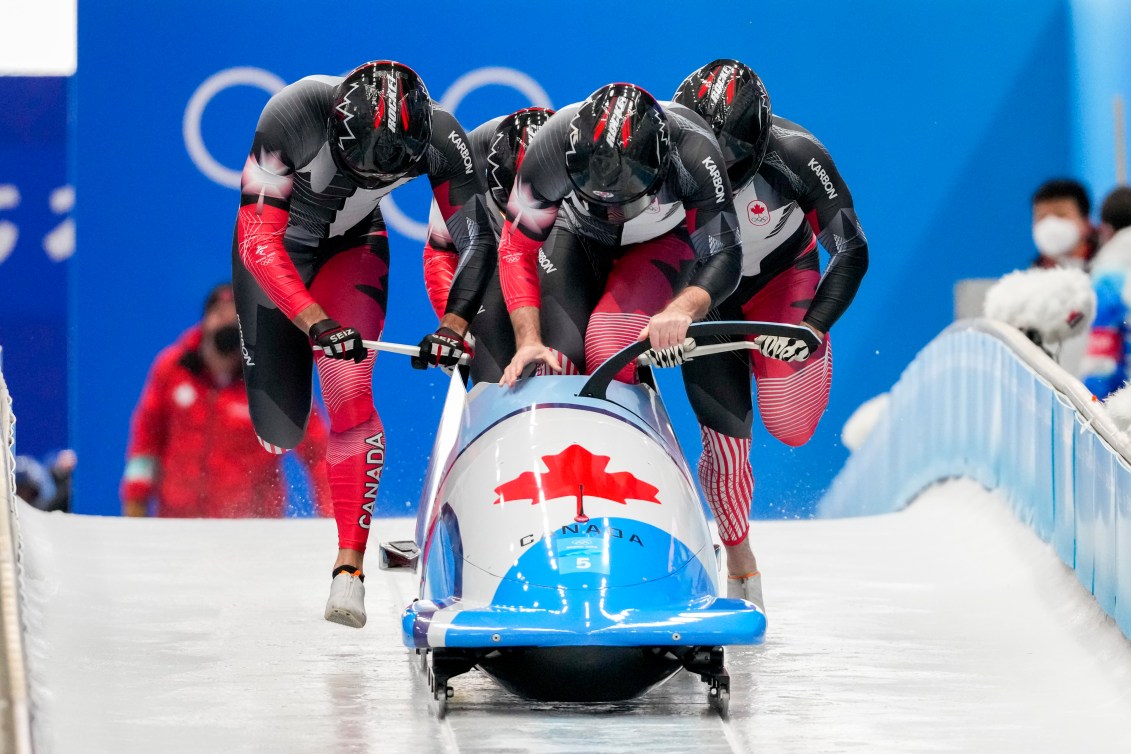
[430,683,453,719]
[413,647,429,675]
[681,646,731,717]
[425,649,480,718]
[708,684,730,717]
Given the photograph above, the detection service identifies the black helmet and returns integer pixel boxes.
[487,107,555,207]
[674,59,771,179]
[329,61,432,189]
[565,84,670,224]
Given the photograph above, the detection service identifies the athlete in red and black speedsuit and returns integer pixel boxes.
[232,61,495,627]
[672,60,869,609]
[493,83,743,386]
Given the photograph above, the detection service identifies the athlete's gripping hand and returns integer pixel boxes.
[641,307,694,352]
[754,323,824,362]
[310,319,368,363]
[412,327,470,370]
[499,343,562,387]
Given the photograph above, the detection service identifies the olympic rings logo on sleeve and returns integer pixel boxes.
[183,66,553,241]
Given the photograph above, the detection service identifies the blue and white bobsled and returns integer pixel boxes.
[382,321,818,715]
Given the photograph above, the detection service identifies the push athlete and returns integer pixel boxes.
[672,59,869,610]
[422,107,555,383]
[233,61,495,627]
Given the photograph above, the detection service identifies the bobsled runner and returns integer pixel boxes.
[374,321,819,717]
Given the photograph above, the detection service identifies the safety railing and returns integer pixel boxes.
[0,356,34,752]
[819,320,1131,640]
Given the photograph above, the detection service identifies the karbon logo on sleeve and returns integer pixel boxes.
[808,158,838,200]
[702,156,726,204]
[447,131,475,175]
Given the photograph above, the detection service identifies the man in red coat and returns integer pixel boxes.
[121,284,332,517]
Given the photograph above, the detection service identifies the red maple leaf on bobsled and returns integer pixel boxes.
[493,445,661,516]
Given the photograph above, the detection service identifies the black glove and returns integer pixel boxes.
[310,319,368,363]
[412,326,470,370]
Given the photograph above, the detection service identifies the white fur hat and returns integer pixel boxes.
[983,267,1096,345]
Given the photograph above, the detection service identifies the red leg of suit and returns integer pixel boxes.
[742,248,833,448]
[698,244,832,544]
[309,246,389,553]
[585,230,696,382]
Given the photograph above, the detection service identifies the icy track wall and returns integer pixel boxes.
[0,361,34,752]
[819,320,1131,640]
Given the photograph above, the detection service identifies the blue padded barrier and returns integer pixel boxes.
[1116,460,1131,632]
[819,320,1131,640]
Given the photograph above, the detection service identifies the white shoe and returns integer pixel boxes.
[727,571,764,613]
[325,567,367,628]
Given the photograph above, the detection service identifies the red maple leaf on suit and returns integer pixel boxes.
[493,444,661,507]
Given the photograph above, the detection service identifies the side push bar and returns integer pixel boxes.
[578,320,820,401]
[311,339,471,365]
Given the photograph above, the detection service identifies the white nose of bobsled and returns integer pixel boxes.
[442,394,713,594]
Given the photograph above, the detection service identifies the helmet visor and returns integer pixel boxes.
[574,192,653,225]
[333,154,406,190]
[329,87,431,190]
[717,130,758,169]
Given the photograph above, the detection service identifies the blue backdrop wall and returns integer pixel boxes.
[0,76,71,459]
[72,0,1076,516]
[1069,0,1131,198]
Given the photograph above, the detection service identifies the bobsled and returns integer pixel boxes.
[377,321,819,717]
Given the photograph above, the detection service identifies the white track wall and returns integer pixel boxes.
[0,360,34,752]
[819,320,1131,640]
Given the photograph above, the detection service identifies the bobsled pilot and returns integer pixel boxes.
[493,83,743,386]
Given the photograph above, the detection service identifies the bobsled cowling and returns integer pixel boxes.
[402,374,767,650]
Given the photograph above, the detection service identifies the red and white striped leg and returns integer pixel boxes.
[697,425,753,546]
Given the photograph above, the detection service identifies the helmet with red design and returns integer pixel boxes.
[565,83,670,224]
[673,59,772,179]
[328,61,433,189]
[487,107,555,207]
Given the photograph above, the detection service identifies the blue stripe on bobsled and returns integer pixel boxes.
[401,519,767,648]
[402,598,765,649]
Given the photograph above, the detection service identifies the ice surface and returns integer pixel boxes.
[17,479,1131,753]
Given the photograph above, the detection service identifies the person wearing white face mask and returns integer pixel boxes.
[1031,178,1096,269]
[996,178,1097,374]
[972,179,1097,373]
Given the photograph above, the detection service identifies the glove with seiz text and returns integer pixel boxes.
[310,319,368,363]
[753,333,815,362]
[412,327,470,370]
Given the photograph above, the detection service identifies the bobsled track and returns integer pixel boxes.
[4,319,1131,753]
[8,478,1131,754]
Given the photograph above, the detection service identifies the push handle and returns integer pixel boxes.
[312,339,470,364]
[578,321,820,400]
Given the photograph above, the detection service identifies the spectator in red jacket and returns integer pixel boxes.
[121,284,332,517]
